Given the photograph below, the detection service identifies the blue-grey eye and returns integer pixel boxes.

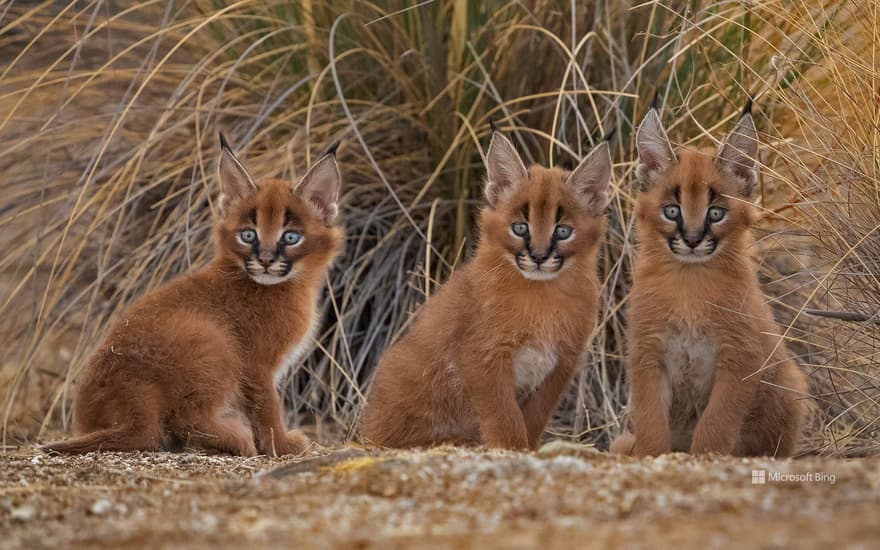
[240,229,257,243]
[663,205,681,220]
[554,224,573,240]
[282,230,302,246]
[511,222,529,237]
[707,206,726,223]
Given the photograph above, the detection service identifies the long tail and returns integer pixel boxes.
[40,425,152,454]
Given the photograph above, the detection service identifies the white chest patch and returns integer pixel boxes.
[664,327,717,409]
[512,345,558,397]
[274,314,319,388]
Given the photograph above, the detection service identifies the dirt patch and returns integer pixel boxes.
[2,443,878,549]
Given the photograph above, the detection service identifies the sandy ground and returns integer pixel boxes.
[1,442,878,549]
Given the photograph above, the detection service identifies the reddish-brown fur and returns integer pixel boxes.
[361,131,612,450]
[42,141,343,456]
[610,104,809,457]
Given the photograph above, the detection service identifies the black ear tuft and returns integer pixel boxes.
[489,118,499,134]
[741,97,753,118]
[603,127,616,143]
[323,140,341,157]
[651,90,660,110]
[219,131,231,151]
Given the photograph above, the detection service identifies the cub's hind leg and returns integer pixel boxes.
[173,407,257,456]
[163,319,260,456]
[170,321,311,458]
[361,404,439,449]
[360,357,446,449]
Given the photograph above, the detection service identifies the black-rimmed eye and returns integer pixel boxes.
[282,230,302,246]
[511,222,529,237]
[706,206,726,223]
[663,205,681,220]
[240,229,257,243]
[554,224,573,240]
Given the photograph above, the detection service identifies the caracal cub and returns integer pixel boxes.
[611,99,809,457]
[43,137,343,456]
[362,126,612,450]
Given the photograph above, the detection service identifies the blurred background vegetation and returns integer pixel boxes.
[0,0,877,456]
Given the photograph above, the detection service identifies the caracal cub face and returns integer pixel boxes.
[610,98,809,458]
[482,130,609,282]
[216,136,341,286]
[633,101,757,267]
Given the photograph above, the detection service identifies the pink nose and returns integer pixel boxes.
[530,250,549,265]
[683,232,703,248]
[258,252,274,267]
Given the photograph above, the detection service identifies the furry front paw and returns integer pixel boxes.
[263,430,310,456]
[609,432,636,455]
[239,440,259,457]
[689,437,730,455]
[689,427,736,455]
[284,429,311,453]
[631,438,670,457]
[258,430,309,456]
[484,434,529,451]
[689,441,720,455]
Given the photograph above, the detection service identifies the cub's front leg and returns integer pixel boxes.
[243,374,310,456]
[628,336,672,456]
[689,337,761,455]
[521,352,578,450]
[458,349,529,450]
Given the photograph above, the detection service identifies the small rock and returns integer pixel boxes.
[11,505,36,522]
[89,499,113,516]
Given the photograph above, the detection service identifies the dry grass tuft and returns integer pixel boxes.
[0,0,877,456]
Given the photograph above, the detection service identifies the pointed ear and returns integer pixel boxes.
[568,140,612,215]
[484,129,528,207]
[295,149,341,225]
[636,107,676,189]
[217,133,257,211]
[716,103,759,197]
